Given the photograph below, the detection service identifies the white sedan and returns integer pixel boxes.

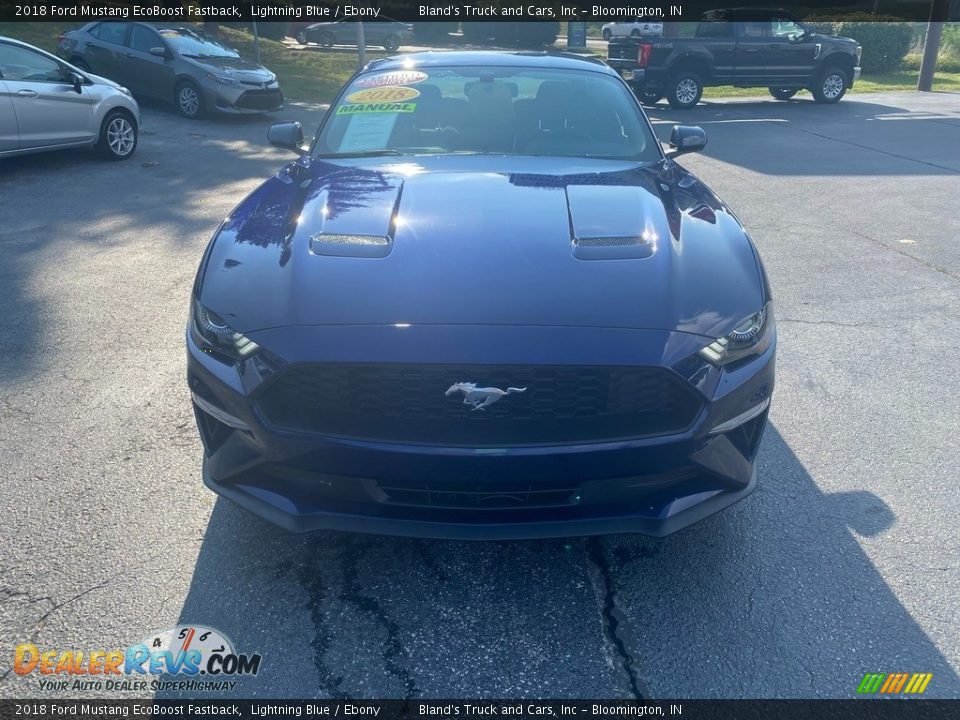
[0,35,140,160]
[601,21,664,41]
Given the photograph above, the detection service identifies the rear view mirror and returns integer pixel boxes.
[69,71,83,94]
[268,122,305,153]
[666,125,707,158]
[149,46,168,58]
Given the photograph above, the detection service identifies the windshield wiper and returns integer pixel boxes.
[182,53,237,59]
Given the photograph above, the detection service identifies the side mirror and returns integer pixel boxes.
[268,122,305,153]
[69,71,84,94]
[150,46,169,58]
[666,125,707,158]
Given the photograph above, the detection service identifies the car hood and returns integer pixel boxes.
[811,33,859,47]
[199,156,767,339]
[186,56,274,81]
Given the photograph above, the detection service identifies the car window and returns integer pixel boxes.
[158,28,239,59]
[128,24,162,54]
[696,21,733,38]
[0,43,66,83]
[97,22,128,46]
[739,21,769,38]
[315,66,661,162]
[772,18,805,38]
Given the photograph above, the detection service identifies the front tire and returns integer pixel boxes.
[175,80,203,119]
[602,29,611,41]
[96,110,137,160]
[296,30,309,45]
[666,71,703,109]
[769,87,798,101]
[71,57,91,72]
[638,88,664,107]
[318,32,335,48]
[383,34,400,52]
[812,67,848,104]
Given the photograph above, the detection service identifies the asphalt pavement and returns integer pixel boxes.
[1,90,958,699]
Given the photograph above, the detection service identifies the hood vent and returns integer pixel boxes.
[310,233,392,258]
[572,235,655,260]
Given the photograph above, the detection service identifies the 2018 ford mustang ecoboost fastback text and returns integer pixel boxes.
[186,51,776,539]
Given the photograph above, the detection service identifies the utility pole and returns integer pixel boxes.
[252,20,261,65]
[356,22,367,68]
[918,0,949,91]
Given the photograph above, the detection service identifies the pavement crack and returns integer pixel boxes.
[847,228,960,283]
[584,537,651,700]
[778,318,876,329]
[0,579,112,683]
[339,540,419,699]
[297,539,348,699]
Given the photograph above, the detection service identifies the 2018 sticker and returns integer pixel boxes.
[353,71,428,89]
[346,86,420,104]
[337,102,417,115]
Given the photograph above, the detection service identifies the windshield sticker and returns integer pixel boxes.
[346,86,420,104]
[337,102,417,115]
[354,70,428,89]
[339,113,400,152]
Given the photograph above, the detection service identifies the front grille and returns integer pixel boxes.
[235,89,283,110]
[377,479,580,509]
[255,364,701,446]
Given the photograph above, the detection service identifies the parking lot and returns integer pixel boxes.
[1,91,959,698]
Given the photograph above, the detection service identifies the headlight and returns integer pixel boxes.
[206,72,241,87]
[698,303,774,367]
[191,299,259,360]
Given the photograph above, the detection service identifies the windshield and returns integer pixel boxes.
[159,28,240,59]
[314,66,661,161]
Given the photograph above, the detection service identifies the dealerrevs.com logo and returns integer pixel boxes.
[14,625,262,692]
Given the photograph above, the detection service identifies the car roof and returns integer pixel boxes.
[363,50,616,76]
[0,35,41,49]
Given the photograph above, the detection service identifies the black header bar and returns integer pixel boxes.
[1,700,959,720]
[0,0,943,23]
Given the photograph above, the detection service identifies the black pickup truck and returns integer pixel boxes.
[608,9,862,109]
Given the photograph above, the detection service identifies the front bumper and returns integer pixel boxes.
[187,324,775,539]
[202,81,283,114]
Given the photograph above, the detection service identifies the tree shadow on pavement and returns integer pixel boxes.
[165,424,960,698]
[647,94,960,176]
[0,104,326,387]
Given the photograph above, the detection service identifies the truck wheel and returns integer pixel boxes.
[667,72,703,109]
[602,29,611,41]
[638,88,664,107]
[769,87,798,101]
[812,67,848,104]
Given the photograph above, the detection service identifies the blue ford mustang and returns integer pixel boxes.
[187,51,775,539]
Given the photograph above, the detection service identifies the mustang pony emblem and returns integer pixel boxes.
[445,382,527,411]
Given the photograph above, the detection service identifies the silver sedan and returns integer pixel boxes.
[0,35,140,160]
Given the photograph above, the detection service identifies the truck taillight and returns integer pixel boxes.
[638,43,652,68]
